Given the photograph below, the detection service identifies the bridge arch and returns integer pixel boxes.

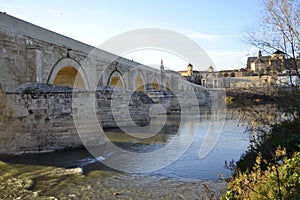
[152,79,160,91]
[166,81,171,91]
[148,73,161,91]
[107,70,126,89]
[134,72,146,92]
[48,58,89,89]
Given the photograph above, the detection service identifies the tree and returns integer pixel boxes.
[246,0,300,119]
[223,2,300,198]
[247,0,300,76]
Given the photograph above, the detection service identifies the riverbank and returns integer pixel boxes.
[225,87,300,105]
[0,161,227,199]
[225,88,277,104]
[222,119,300,199]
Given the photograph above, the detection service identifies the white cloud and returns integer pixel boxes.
[207,50,245,57]
[187,32,241,40]
[183,32,246,70]
[206,50,249,70]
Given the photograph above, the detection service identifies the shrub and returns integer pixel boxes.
[222,147,300,200]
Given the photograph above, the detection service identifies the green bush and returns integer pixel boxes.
[222,118,300,199]
[222,148,300,200]
[236,120,300,173]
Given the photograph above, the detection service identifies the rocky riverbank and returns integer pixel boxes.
[0,161,227,199]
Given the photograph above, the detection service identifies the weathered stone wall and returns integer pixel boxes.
[0,31,27,90]
[222,76,272,88]
[0,92,81,154]
[0,84,4,109]
[0,84,155,154]
[0,82,209,154]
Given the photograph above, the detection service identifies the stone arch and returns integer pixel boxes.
[152,79,159,91]
[107,70,126,89]
[166,82,171,91]
[134,73,145,92]
[206,73,216,78]
[52,66,86,89]
[48,57,89,89]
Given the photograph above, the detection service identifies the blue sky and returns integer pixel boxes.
[1,0,263,70]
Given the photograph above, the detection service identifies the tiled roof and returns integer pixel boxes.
[247,56,270,69]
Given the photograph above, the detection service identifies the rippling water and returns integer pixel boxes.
[0,105,252,199]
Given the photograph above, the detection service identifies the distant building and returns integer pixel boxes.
[246,50,286,73]
[178,63,202,85]
[178,49,300,89]
[178,64,248,88]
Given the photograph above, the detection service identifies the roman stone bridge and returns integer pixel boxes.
[0,13,208,154]
[0,12,203,95]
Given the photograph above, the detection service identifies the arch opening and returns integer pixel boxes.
[53,66,86,89]
[135,74,145,92]
[166,82,171,91]
[152,79,159,91]
[108,71,125,89]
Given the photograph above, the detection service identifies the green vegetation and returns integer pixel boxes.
[222,120,300,199]
[237,120,300,172]
[222,148,300,199]
[220,0,300,198]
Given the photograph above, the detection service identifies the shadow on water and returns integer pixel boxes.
[0,141,169,175]
[0,147,117,174]
[0,111,182,175]
[0,124,177,175]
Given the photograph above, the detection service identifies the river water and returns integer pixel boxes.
[0,105,252,199]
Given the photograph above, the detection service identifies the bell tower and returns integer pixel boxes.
[187,63,193,76]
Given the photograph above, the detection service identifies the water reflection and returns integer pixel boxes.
[0,105,254,180]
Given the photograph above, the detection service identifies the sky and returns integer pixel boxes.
[0,0,263,71]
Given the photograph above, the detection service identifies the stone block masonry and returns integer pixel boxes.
[0,83,209,154]
[0,83,154,154]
